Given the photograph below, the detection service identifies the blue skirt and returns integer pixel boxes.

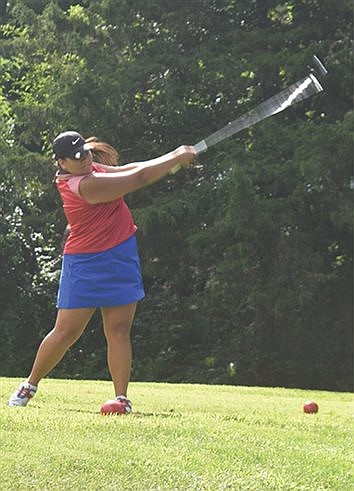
[57,235,145,309]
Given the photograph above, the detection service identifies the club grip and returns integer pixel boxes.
[194,140,208,154]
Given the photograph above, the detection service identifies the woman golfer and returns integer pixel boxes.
[8,131,196,413]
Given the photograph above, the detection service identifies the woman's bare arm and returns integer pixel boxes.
[80,146,196,204]
[94,162,141,173]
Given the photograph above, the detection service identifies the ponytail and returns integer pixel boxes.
[85,137,119,166]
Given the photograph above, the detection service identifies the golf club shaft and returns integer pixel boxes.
[194,73,323,154]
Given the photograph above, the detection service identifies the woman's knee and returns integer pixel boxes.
[104,320,132,340]
[50,324,83,346]
[101,304,136,339]
[52,308,95,345]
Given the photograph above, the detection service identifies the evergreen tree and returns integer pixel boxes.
[0,0,352,389]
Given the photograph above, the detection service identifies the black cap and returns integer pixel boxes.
[53,131,92,160]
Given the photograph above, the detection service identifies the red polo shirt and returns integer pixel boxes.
[56,163,137,254]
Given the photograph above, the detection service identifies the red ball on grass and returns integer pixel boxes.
[303,401,319,414]
[101,399,127,415]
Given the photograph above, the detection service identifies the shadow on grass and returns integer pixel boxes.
[132,410,183,418]
[29,404,183,418]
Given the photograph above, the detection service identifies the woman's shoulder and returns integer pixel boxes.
[56,164,108,198]
[56,163,103,182]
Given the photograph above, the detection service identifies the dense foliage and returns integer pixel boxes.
[0,0,352,390]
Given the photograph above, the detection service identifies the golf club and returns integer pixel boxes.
[194,54,327,155]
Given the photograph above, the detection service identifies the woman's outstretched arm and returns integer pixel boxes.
[80,146,196,204]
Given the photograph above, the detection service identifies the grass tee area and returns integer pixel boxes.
[1,378,352,490]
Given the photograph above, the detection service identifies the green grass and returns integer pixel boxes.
[0,378,353,490]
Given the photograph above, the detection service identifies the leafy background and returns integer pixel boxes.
[0,0,352,390]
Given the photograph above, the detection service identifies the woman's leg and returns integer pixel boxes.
[27,307,96,386]
[101,303,137,397]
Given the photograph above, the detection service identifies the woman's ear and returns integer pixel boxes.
[57,158,66,171]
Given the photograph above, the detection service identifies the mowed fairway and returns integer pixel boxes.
[0,378,352,490]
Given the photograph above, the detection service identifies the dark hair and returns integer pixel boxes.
[85,137,119,166]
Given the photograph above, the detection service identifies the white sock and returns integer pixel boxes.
[24,381,37,390]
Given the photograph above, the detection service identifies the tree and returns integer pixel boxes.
[0,0,352,389]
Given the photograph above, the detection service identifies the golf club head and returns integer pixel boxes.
[311,54,328,78]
